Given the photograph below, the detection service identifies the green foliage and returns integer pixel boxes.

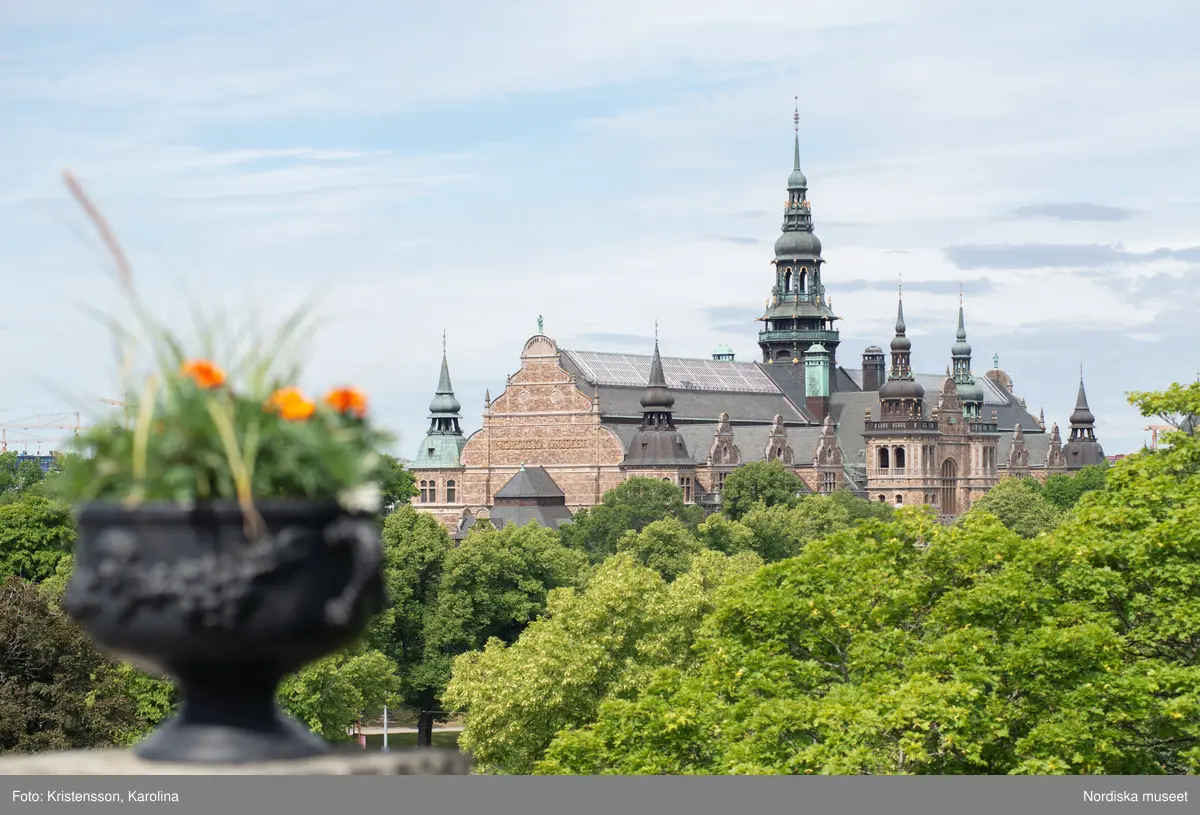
[0,576,146,753]
[0,494,76,582]
[0,452,49,502]
[278,645,401,741]
[736,495,853,563]
[418,523,588,697]
[695,513,757,556]
[720,460,807,520]
[533,382,1200,775]
[376,453,418,511]
[1041,464,1109,511]
[965,477,1062,538]
[559,477,704,563]
[828,488,896,523]
[445,550,762,774]
[617,517,703,580]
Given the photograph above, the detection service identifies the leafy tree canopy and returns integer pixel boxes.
[0,494,76,582]
[375,453,418,512]
[277,644,401,742]
[720,460,808,521]
[0,576,146,753]
[616,517,703,581]
[533,381,1200,776]
[1041,464,1108,511]
[444,549,762,774]
[964,476,1062,538]
[559,477,703,563]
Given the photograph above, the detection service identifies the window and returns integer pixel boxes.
[822,472,837,494]
[428,481,437,503]
[894,446,906,470]
[446,479,457,503]
[878,495,886,503]
[419,480,429,503]
[427,447,435,457]
[682,476,693,503]
[717,471,727,492]
[895,494,903,505]
[878,448,890,469]
[783,268,793,292]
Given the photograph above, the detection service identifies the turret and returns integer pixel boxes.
[1063,374,1105,469]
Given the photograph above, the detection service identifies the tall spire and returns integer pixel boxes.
[622,334,693,468]
[1063,372,1105,469]
[413,337,467,469]
[640,337,675,415]
[878,290,923,417]
[950,297,983,419]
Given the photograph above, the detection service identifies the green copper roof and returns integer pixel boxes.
[788,132,808,190]
[714,343,734,355]
[413,345,466,469]
[429,353,461,415]
[951,303,972,359]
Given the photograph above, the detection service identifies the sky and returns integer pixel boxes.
[0,0,1196,458]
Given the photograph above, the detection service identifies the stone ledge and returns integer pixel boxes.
[0,748,472,775]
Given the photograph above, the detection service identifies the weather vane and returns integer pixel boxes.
[794,96,799,132]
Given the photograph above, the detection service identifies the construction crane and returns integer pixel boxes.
[1144,424,1174,451]
[0,413,81,452]
[0,397,127,452]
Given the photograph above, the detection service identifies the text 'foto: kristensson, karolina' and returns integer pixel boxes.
[1084,790,1189,803]
[12,790,180,803]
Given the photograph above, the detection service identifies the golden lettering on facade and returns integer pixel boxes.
[493,439,589,451]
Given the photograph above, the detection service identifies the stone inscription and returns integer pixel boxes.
[494,439,590,451]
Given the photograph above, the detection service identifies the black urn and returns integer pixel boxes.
[63,500,385,764]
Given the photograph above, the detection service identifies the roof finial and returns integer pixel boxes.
[654,318,659,345]
[959,283,963,305]
[1080,360,1084,380]
[793,96,799,133]
[898,272,902,299]
[442,329,447,354]
[993,352,999,369]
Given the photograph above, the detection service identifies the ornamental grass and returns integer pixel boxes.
[51,171,391,535]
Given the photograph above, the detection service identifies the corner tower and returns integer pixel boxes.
[413,336,467,469]
[1063,374,1105,469]
[951,295,985,420]
[757,100,840,393]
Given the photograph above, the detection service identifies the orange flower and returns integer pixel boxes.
[181,359,226,389]
[266,387,315,421]
[324,387,368,418]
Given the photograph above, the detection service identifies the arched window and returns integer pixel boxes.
[878,495,886,503]
[895,494,903,505]
[878,448,890,469]
[894,446,906,470]
[446,479,457,503]
[681,476,693,503]
[428,481,437,503]
[783,268,793,292]
[419,480,429,503]
[940,458,958,515]
[799,267,808,293]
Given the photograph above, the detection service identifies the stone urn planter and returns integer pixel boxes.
[62,499,384,764]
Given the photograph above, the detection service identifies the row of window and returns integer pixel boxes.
[876,444,996,475]
[418,479,456,504]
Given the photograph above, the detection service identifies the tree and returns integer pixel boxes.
[720,460,807,520]
[828,488,895,524]
[616,517,703,581]
[536,385,1200,776]
[0,494,76,582]
[0,576,146,753]
[559,477,704,563]
[277,644,400,742]
[362,504,454,708]
[0,452,47,500]
[964,476,1061,538]
[736,495,853,563]
[375,453,418,513]
[1041,464,1108,511]
[417,523,588,700]
[444,550,762,774]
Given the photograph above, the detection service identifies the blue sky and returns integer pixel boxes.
[0,0,1196,457]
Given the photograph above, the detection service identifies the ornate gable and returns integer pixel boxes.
[487,333,594,415]
[935,375,966,436]
[764,412,794,464]
[1046,423,1067,470]
[1008,424,1030,472]
[708,410,742,466]
[813,414,843,468]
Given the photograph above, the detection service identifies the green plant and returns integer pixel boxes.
[51,172,391,530]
